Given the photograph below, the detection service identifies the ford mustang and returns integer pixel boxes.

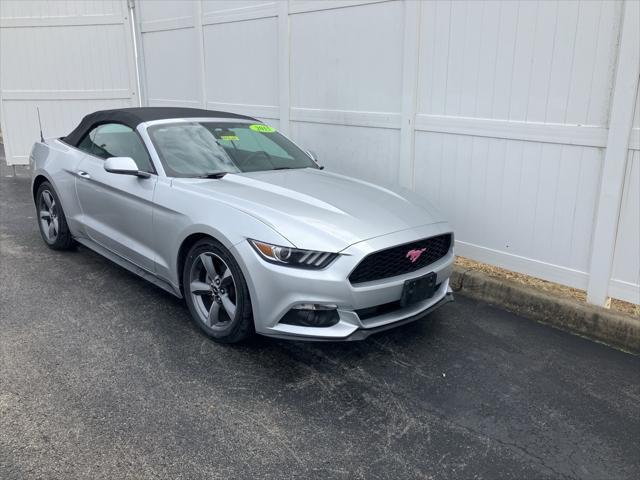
[30,107,454,342]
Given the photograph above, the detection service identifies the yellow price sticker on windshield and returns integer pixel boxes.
[249,124,276,133]
[220,135,239,141]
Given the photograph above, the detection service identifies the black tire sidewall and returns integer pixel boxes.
[183,238,253,342]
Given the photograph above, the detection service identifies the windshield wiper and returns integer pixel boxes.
[199,171,229,179]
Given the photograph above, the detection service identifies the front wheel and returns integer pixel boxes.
[36,182,74,250]
[183,238,254,343]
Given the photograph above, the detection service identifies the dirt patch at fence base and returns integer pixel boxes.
[454,256,639,318]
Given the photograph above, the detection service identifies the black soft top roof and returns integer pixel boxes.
[63,107,258,146]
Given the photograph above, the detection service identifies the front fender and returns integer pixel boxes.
[152,179,292,289]
[30,140,85,235]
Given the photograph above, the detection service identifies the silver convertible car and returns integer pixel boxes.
[30,108,454,343]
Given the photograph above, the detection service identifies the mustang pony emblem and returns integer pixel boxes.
[406,248,427,263]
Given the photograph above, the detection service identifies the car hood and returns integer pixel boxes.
[174,168,446,252]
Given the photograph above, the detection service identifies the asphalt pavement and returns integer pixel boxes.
[1,164,639,479]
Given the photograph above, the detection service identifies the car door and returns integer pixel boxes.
[74,123,157,272]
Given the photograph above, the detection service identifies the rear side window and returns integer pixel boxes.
[77,123,153,172]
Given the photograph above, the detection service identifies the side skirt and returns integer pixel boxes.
[74,237,183,299]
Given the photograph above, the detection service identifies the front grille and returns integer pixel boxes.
[349,233,452,284]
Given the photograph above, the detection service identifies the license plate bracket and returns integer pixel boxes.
[400,272,437,307]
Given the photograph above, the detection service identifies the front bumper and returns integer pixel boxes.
[263,292,454,341]
[231,222,455,341]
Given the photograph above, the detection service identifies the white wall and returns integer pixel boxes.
[0,0,139,165]
[1,0,637,305]
[413,0,618,293]
[137,0,639,305]
[137,0,282,129]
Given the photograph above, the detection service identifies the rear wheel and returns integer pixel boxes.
[36,182,74,250]
[183,238,254,343]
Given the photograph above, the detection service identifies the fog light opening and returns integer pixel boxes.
[291,303,338,311]
[280,304,340,327]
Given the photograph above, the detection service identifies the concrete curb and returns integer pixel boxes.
[450,266,640,354]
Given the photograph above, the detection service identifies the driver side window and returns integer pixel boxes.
[77,123,153,173]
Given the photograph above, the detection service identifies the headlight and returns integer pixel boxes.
[248,239,337,269]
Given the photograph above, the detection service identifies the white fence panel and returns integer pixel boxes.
[0,0,138,165]
[137,0,201,107]
[289,0,403,186]
[414,0,621,292]
[137,0,280,127]
[2,0,636,304]
[133,0,640,304]
[203,1,280,124]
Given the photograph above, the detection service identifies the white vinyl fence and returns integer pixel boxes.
[1,0,638,306]
[0,0,139,164]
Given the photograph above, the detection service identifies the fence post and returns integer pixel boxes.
[194,0,207,109]
[277,1,291,136]
[127,0,144,107]
[398,0,421,190]
[586,0,640,306]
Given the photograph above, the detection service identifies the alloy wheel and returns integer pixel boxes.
[39,190,59,242]
[189,252,237,330]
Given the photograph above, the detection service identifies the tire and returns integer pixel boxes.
[36,182,74,250]
[183,238,254,343]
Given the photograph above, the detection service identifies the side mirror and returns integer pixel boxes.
[104,157,150,178]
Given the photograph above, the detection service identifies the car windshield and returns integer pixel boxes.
[147,121,317,177]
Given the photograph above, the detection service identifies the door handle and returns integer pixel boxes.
[77,170,91,179]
